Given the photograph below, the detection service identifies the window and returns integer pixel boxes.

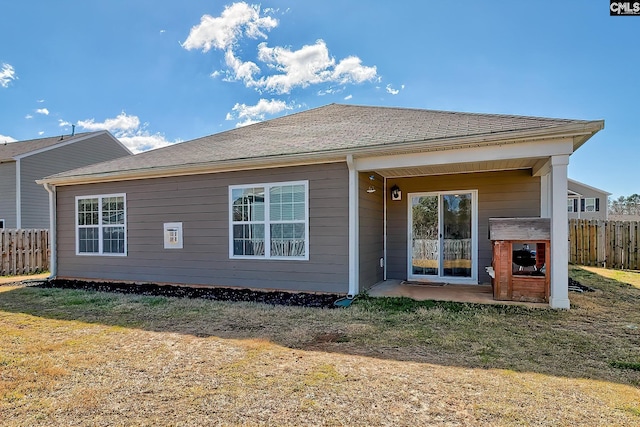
[585,197,596,212]
[567,199,575,213]
[229,181,308,260]
[76,194,126,255]
[0,219,4,229]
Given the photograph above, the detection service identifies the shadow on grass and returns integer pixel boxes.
[1,266,639,388]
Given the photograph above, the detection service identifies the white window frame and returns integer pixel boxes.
[229,180,309,261]
[406,189,478,284]
[75,193,127,256]
[567,198,576,213]
[585,197,596,212]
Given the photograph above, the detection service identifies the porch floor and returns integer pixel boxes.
[367,280,547,308]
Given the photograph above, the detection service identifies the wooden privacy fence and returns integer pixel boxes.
[0,229,49,276]
[569,219,640,270]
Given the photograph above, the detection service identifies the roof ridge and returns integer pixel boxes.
[331,103,587,123]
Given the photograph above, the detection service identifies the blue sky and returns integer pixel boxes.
[0,1,637,198]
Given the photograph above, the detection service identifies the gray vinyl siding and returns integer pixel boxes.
[0,161,16,228]
[386,170,541,284]
[20,133,131,228]
[359,172,384,290]
[567,181,608,221]
[55,162,350,294]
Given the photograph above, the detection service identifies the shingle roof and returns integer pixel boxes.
[0,132,95,161]
[43,104,601,182]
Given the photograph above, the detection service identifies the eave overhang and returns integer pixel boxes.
[37,120,604,187]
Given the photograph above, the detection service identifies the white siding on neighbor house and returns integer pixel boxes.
[567,180,608,221]
[0,161,17,228]
[20,133,131,228]
[55,163,350,294]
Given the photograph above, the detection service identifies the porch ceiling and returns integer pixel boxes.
[374,158,543,178]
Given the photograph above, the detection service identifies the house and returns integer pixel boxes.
[567,179,610,220]
[0,131,132,229]
[37,104,604,309]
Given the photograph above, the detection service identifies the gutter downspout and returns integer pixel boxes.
[15,159,21,229]
[43,183,57,279]
[346,155,358,298]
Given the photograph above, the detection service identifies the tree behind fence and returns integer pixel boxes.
[0,229,50,276]
[569,219,640,270]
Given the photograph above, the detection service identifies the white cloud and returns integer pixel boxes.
[38,131,44,135]
[224,49,260,84]
[182,2,277,52]
[0,134,17,143]
[118,134,178,153]
[0,63,16,88]
[183,6,378,95]
[36,99,45,103]
[344,94,353,100]
[77,112,178,153]
[25,114,33,119]
[77,111,140,132]
[385,84,404,95]
[226,98,292,127]
[36,108,49,115]
[249,40,376,94]
[58,119,71,127]
[254,40,332,93]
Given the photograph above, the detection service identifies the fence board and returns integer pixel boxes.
[569,219,640,270]
[0,229,50,276]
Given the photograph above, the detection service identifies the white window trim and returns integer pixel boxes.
[228,180,309,261]
[75,193,127,256]
[584,197,596,212]
[406,189,478,285]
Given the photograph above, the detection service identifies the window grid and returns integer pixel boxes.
[230,181,308,260]
[76,194,126,256]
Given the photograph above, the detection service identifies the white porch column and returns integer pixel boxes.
[346,155,359,297]
[550,155,570,309]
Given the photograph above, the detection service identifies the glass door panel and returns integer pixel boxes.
[410,195,439,276]
[409,191,476,282]
[442,193,472,278]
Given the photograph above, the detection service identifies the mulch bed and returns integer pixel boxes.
[34,279,343,309]
[23,277,592,307]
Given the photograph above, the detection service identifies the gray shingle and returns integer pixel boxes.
[43,104,596,181]
[0,132,94,161]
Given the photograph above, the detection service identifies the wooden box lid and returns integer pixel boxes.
[489,217,550,241]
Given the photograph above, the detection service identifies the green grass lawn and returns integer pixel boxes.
[1,266,639,426]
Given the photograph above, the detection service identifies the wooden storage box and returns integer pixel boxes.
[489,218,550,303]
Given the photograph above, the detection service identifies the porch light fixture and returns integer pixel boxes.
[391,184,402,201]
[366,175,376,193]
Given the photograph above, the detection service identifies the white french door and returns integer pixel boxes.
[407,190,478,284]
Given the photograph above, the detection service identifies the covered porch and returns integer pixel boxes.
[347,129,602,309]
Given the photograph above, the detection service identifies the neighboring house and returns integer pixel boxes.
[38,104,604,309]
[567,179,610,220]
[0,131,132,229]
